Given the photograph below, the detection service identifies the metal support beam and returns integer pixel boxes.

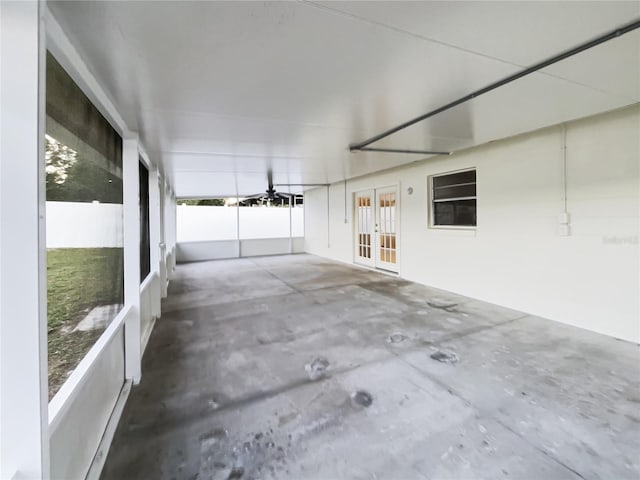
[274,183,330,187]
[351,147,451,155]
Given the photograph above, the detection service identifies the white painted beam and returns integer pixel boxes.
[158,179,168,298]
[167,188,177,276]
[123,136,141,383]
[0,1,50,478]
[44,6,128,137]
[149,168,162,318]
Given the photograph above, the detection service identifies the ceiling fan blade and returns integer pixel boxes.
[267,168,273,190]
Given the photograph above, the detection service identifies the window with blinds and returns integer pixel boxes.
[430,169,477,227]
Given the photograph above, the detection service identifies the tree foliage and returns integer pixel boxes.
[45,135,123,203]
[177,198,226,206]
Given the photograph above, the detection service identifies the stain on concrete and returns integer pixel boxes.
[427,300,459,310]
[227,466,244,479]
[199,426,290,480]
[387,333,408,344]
[278,412,298,427]
[351,390,373,408]
[431,350,459,364]
[305,357,330,380]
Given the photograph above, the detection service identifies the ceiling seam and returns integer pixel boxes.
[299,0,528,68]
[150,150,313,159]
[134,107,350,130]
[300,1,639,102]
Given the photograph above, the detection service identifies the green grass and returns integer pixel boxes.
[47,248,124,398]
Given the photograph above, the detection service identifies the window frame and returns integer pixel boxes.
[428,167,477,230]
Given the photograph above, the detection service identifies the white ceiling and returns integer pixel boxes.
[48,1,640,197]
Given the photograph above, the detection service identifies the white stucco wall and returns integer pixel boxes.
[304,105,640,342]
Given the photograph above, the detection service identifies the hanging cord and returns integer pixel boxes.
[562,124,568,213]
[558,124,571,237]
[326,185,330,248]
[344,180,348,224]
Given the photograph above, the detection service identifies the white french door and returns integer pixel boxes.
[354,186,399,273]
[354,190,375,267]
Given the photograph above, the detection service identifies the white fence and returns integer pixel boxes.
[46,201,123,248]
[176,205,305,262]
[177,205,304,242]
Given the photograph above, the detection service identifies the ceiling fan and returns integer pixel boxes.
[242,169,294,205]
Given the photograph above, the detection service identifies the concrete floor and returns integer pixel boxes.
[102,254,640,480]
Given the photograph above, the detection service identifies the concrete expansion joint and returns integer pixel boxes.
[247,258,305,295]
[393,349,589,480]
[389,312,591,480]
[436,314,530,343]
[491,416,588,480]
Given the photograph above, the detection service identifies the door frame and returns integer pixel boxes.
[374,185,399,273]
[353,189,375,268]
[353,184,400,274]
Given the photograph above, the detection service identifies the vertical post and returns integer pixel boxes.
[169,190,177,273]
[0,1,50,478]
[326,185,331,249]
[289,195,293,254]
[236,198,241,258]
[158,180,167,297]
[148,168,161,317]
[344,180,348,224]
[163,186,175,280]
[123,136,141,383]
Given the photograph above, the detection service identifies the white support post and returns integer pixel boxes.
[289,195,293,254]
[0,2,50,478]
[159,181,167,297]
[236,198,241,257]
[148,168,162,317]
[170,190,177,271]
[123,136,141,383]
[326,185,331,249]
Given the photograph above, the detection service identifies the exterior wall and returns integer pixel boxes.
[176,237,305,262]
[178,239,239,261]
[241,237,305,258]
[305,106,640,342]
